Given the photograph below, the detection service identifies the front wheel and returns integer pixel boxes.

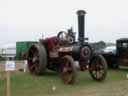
[89,55,107,81]
[58,55,77,84]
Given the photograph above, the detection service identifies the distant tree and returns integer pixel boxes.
[98,41,106,49]
[90,41,106,50]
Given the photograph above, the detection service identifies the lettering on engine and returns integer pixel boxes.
[58,46,73,52]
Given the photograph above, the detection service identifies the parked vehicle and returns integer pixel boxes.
[102,38,128,69]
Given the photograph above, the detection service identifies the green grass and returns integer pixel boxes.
[0,69,128,96]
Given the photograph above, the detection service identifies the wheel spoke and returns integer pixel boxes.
[99,70,104,76]
[34,50,39,57]
[91,70,96,78]
[30,49,35,55]
[30,63,36,71]
[95,71,98,78]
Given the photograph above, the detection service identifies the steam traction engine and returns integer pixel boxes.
[27,10,107,84]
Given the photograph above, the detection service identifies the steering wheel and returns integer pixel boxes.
[57,31,75,45]
[57,31,67,40]
[57,31,68,45]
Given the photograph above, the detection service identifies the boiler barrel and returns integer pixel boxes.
[58,44,91,60]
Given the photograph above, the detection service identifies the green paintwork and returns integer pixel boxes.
[16,41,37,60]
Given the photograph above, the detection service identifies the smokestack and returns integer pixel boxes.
[77,10,87,44]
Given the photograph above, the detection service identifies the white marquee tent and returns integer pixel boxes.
[0,43,16,59]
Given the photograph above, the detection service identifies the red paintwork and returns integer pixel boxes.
[46,37,60,50]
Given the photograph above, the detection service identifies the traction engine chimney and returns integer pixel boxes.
[77,10,87,44]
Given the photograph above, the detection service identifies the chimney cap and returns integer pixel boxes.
[77,10,87,16]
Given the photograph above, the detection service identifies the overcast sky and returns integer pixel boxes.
[0,0,128,44]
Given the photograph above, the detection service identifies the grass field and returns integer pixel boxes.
[0,69,128,96]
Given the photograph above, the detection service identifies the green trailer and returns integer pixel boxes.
[16,41,37,60]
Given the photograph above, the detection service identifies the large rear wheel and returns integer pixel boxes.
[89,55,107,81]
[27,43,47,75]
[58,55,77,84]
